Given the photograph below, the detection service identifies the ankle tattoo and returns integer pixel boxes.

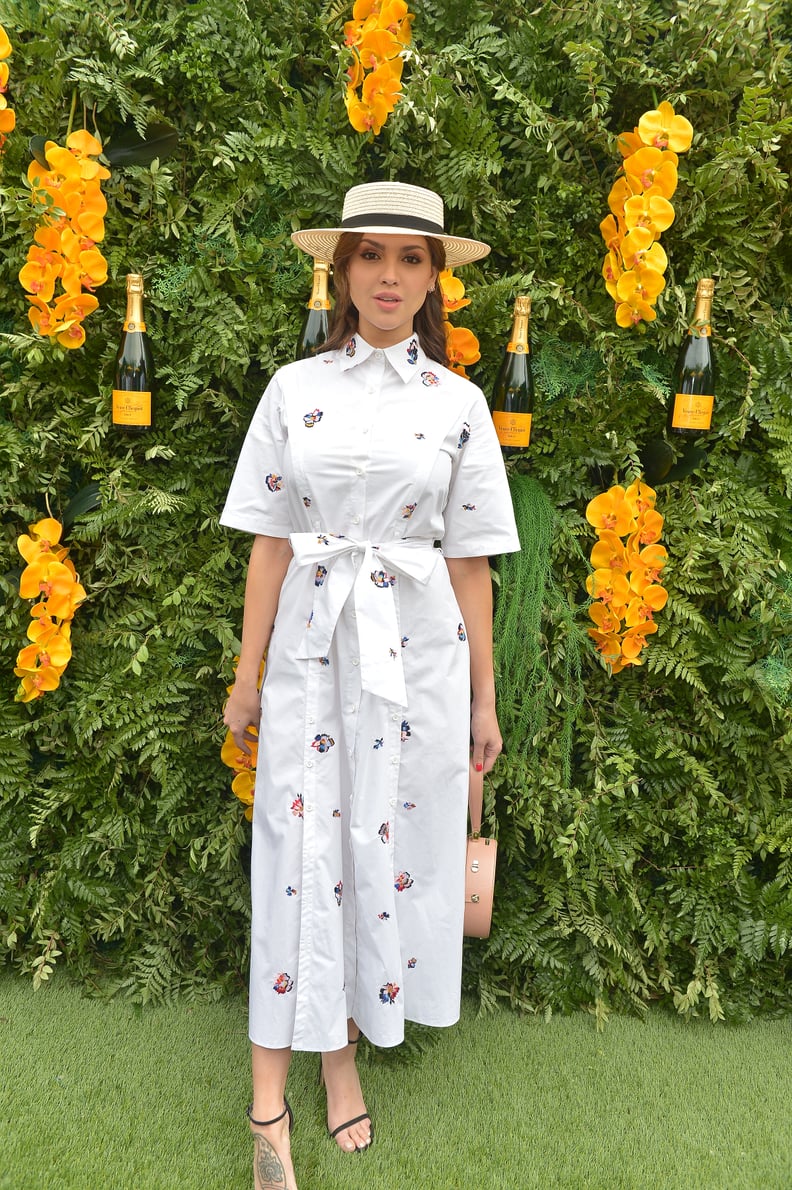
[252,1131,287,1189]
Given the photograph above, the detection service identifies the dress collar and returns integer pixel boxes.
[337,333,428,383]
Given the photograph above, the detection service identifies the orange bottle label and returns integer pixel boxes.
[113,390,152,426]
[493,411,532,447]
[672,393,713,430]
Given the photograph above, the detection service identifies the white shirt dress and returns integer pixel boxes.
[221,333,519,1052]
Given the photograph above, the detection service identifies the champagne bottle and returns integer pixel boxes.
[667,278,716,437]
[296,259,331,360]
[112,274,154,433]
[491,295,534,450]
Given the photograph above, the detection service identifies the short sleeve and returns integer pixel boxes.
[442,386,521,558]
[220,374,292,537]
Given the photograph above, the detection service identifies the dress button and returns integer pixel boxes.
[374,350,383,359]
[352,516,360,525]
[307,717,315,724]
[389,797,397,807]
[391,713,399,721]
[391,757,399,766]
[314,520,321,528]
[356,468,365,477]
[306,803,314,812]
[352,658,360,667]
[306,760,314,769]
[393,529,400,537]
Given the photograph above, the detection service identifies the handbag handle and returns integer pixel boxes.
[468,764,484,837]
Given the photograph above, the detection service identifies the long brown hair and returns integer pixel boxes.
[321,232,450,367]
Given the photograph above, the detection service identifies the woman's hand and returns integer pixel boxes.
[224,680,262,757]
[470,698,503,776]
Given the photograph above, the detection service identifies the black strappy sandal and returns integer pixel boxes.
[320,1034,374,1152]
[246,1098,294,1133]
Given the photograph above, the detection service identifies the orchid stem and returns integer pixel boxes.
[65,89,78,139]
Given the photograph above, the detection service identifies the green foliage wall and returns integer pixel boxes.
[1,0,791,1018]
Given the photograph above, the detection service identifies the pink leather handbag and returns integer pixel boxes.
[464,766,497,938]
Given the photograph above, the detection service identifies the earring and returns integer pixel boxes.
[427,283,436,294]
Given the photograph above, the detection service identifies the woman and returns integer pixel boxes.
[221,181,519,1190]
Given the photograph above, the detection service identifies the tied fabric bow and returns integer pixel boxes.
[290,533,440,706]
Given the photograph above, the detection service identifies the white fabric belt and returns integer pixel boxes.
[290,532,440,707]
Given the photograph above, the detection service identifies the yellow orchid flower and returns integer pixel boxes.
[20,558,86,619]
[345,88,381,134]
[625,585,668,626]
[439,269,471,312]
[585,568,631,607]
[608,174,640,218]
[15,666,62,702]
[624,146,678,198]
[221,726,259,772]
[17,518,65,563]
[615,289,657,327]
[66,129,103,157]
[621,230,667,274]
[585,486,635,536]
[590,529,630,573]
[588,602,623,634]
[363,57,403,103]
[624,191,675,237]
[620,620,658,660]
[445,324,480,377]
[599,213,625,252]
[0,61,8,91]
[231,770,256,821]
[45,142,83,181]
[56,320,87,350]
[624,479,656,516]
[616,128,643,158]
[0,25,12,59]
[602,250,623,301]
[638,101,693,153]
[587,627,623,665]
[628,544,668,594]
[26,297,62,337]
[19,259,60,304]
[358,27,401,69]
[352,0,379,20]
[616,263,665,306]
[346,51,365,90]
[16,630,72,672]
[0,107,15,133]
[630,509,664,547]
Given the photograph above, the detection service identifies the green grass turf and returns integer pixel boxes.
[1,968,790,1189]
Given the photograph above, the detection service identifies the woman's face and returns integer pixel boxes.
[346,234,438,348]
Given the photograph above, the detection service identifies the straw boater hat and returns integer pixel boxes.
[291,181,490,268]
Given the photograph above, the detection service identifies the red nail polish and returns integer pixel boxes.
[475,762,483,772]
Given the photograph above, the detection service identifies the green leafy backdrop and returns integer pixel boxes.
[1,0,791,1020]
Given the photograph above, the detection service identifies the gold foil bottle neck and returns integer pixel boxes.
[514,295,532,317]
[126,274,145,295]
